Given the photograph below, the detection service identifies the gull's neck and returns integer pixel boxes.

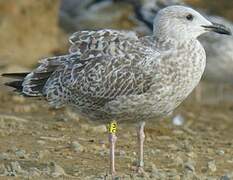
[148,35,195,51]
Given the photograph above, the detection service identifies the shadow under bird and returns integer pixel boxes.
[2,5,231,178]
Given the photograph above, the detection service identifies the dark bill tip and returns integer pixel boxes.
[202,22,232,35]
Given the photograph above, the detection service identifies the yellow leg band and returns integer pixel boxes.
[108,121,117,134]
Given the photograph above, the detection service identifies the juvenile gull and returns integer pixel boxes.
[3,5,231,177]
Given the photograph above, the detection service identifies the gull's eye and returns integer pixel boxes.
[186,14,194,21]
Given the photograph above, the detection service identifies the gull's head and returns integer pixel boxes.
[153,6,231,41]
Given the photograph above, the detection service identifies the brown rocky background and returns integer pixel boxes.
[0,0,66,69]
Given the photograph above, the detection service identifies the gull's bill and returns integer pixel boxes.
[202,22,232,35]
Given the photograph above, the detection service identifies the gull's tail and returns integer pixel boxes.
[2,72,29,92]
[2,56,65,97]
[2,71,50,97]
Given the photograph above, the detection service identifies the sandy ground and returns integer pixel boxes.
[0,84,233,180]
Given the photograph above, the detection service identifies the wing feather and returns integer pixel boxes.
[42,30,158,108]
[68,29,139,54]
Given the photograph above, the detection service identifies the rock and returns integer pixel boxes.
[98,149,108,157]
[0,0,66,67]
[184,160,195,172]
[183,140,193,152]
[182,169,197,180]
[37,140,46,145]
[172,114,185,126]
[91,124,107,133]
[71,141,85,152]
[220,175,231,180]
[173,156,184,166]
[28,167,41,177]
[0,153,10,160]
[167,169,180,179]
[148,162,158,173]
[0,164,6,175]
[156,136,171,140]
[5,161,28,176]
[116,150,126,156]
[207,161,217,172]
[168,144,179,151]
[187,152,197,158]
[216,149,225,156]
[80,123,107,133]
[207,148,214,154]
[15,149,28,159]
[222,173,233,179]
[49,162,66,178]
[31,150,49,160]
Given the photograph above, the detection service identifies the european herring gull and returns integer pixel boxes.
[3,5,231,177]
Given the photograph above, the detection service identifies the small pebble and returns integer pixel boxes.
[49,162,66,177]
[37,140,46,145]
[183,140,193,152]
[174,156,183,166]
[216,149,225,156]
[28,167,41,177]
[91,125,107,133]
[0,164,6,175]
[156,136,171,140]
[15,149,28,159]
[207,161,217,172]
[184,160,195,172]
[168,144,178,151]
[8,161,27,176]
[172,114,185,126]
[71,141,85,152]
[187,152,196,158]
[148,162,158,173]
[0,153,10,160]
[116,150,126,156]
[220,175,231,180]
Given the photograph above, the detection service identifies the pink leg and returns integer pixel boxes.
[137,121,145,170]
[109,132,117,176]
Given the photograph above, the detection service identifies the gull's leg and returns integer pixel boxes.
[137,121,145,172]
[108,120,117,177]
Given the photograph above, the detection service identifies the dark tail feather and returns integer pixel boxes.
[2,72,29,92]
[2,56,65,96]
[4,81,23,92]
[2,72,29,79]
